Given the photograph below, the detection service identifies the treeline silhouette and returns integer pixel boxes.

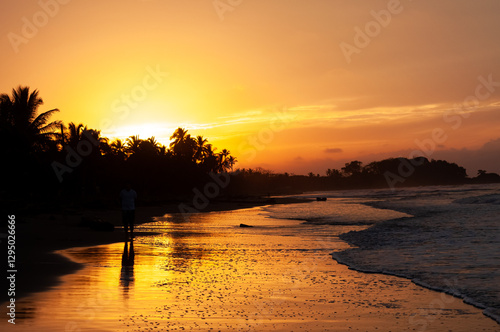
[2,86,499,213]
[229,159,500,196]
[1,86,237,212]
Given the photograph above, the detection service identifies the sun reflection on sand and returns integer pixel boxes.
[1,205,499,331]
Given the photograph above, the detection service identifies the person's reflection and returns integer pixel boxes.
[120,240,135,295]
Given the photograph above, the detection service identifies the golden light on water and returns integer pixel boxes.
[2,2,500,330]
[4,207,499,331]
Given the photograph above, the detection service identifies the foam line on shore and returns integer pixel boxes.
[331,250,500,325]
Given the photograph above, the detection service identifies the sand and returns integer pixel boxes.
[1,201,499,331]
[0,197,306,303]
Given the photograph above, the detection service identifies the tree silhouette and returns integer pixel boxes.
[170,127,196,160]
[146,136,161,152]
[1,86,243,205]
[110,139,127,160]
[342,160,362,176]
[326,168,342,178]
[0,86,62,197]
[226,155,237,171]
[125,135,142,156]
[139,136,162,156]
[7,84,497,209]
[194,135,208,162]
[0,86,61,153]
[66,122,86,148]
[217,148,235,172]
[169,127,188,147]
[200,143,218,172]
[86,129,109,156]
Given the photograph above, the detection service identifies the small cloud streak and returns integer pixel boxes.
[324,148,343,154]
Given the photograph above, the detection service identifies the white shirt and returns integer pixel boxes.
[120,189,137,210]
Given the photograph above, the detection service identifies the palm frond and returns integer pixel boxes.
[30,108,59,130]
[37,120,62,134]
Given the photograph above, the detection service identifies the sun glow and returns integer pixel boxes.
[105,122,176,144]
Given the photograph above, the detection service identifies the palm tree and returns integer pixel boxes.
[214,153,237,172]
[147,136,159,147]
[85,129,109,156]
[201,143,218,172]
[169,128,196,160]
[110,139,127,160]
[326,168,342,178]
[226,155,237,171]
[0,86,61,153]
[218,149,228,170]
[205,143,216,156]
[66,122,86,148]
[138,136,162,156]
[0,86,61,195]
[146,136,161,154]
[169,127,188,148]
[194,135,208,162]
[125,135,142,156]
[158,144,169,157]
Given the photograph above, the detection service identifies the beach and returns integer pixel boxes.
[1,190,499,331]
[1,197,298,304]
[2,1,500,330]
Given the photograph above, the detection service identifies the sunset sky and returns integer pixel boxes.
[2,0,500,175]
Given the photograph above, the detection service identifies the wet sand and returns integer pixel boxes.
[0,197,306,304]
[1,206,498,331]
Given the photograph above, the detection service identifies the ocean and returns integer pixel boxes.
[2,183,499,331]
[325,184,500,324]
[276,183,500,324]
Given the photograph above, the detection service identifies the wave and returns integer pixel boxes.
[266,184,500,324]
[302,218,381,226]
[454,193,500,205]
[329,185,500,325]
[331,251,500,324]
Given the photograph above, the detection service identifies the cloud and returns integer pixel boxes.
[481,138,500,151]
[324,148,343,154]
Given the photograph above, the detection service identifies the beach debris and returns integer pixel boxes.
[239,223,253,228]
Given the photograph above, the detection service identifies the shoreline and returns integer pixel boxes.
[331,197,500,326]
[2,193,499,331]
[3,196,498,331]
[1,197,310,305]
[331,251,500,325]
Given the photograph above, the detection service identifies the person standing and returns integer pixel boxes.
[120,183,137,240]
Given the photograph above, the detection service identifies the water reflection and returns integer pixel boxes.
[1,205,498,331]
[120,240,135,292]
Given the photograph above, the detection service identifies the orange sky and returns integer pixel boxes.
[1,0,500,175]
